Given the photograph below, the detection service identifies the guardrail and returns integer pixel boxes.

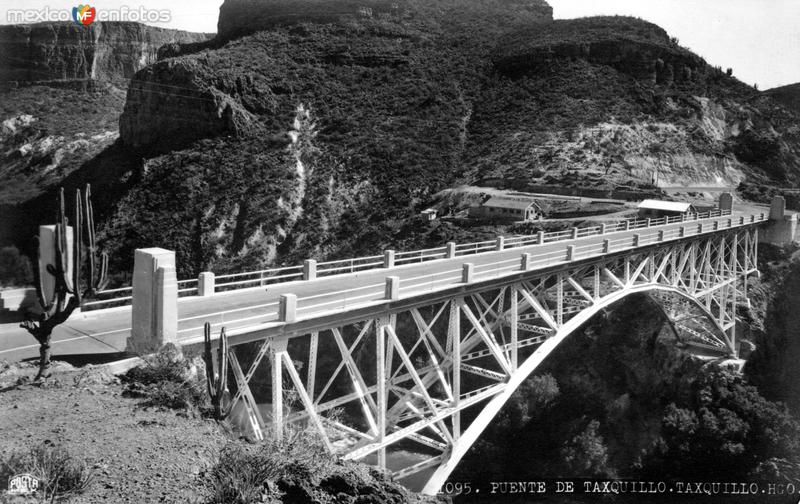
[83,209,740,311]
[268,211,764,325]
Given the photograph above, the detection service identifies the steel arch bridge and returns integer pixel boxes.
[207,216,760,494]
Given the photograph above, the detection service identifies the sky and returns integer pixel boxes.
[2,1,798,89]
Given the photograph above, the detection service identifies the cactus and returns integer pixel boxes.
[203,322,230,419]
[21,184,108,381]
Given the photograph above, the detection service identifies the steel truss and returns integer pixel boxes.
[220,227,759,494]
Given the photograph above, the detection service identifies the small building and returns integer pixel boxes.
[420,208,438,221]
[637,199,697,219]
[481,197,541,221]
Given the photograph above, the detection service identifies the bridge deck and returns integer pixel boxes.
[0,211,763,361]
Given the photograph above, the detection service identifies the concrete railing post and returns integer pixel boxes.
[129,248,177,354]
[198,272,215,296]
[713,221,719,231]
[567,245,576,260]
[646,218,652,228]
[462,263,475,284]
[601,224,608,234]
[633,234,641,247]
[521,253,532,271]
[537,231,545,244]
[658,230,665,241]
[603,239,610,253]
[496,237,505,251]
[383,250,396,268]
[385,276,400,300]
[303,259,317,281]
[446,242,457,259]
[571,227,579,239]
[154,266,178,343]
[625,221,631,231]
[279,294,297,323]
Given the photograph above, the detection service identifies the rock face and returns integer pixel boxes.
[0,22,211,85]
[493,17,705,83]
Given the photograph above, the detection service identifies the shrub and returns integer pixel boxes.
[121,344,208,414]
[0,442,93,502]
[0,246,34,287]
[205,429,334,504]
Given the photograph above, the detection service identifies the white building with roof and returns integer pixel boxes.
[480,196,541,221]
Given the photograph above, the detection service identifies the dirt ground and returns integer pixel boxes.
[0,361,229,503]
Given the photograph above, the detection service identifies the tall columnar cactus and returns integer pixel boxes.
[21,184,108,380]
[203,323,230,419]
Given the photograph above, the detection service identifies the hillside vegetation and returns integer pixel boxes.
[2,1,800,280]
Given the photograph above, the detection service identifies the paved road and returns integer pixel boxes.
[0,211,762,363]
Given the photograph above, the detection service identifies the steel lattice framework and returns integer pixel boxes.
[214,224,759,494]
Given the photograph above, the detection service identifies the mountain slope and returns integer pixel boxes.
[767,82,800,115]
[2,2,800,281]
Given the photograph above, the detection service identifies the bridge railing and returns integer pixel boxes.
[83,208,739,310]
[178,210,762,329]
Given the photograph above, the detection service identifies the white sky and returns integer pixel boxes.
[2,1,798,89]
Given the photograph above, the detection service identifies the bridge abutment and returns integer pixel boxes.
[760,196,798,246]
[128,248,177,354]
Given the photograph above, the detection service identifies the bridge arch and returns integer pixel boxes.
[420,283,736,493]
[217,226,758,494]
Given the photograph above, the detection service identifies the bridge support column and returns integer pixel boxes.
[446,242,456,258]
[129,248,177,354]
[303,260,317,280]
[198,272,215,296]
[270,337,288,442]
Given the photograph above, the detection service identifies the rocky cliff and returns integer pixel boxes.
[0,22,211,85]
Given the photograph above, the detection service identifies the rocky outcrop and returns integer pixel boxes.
[0,22,211,85]
[494,17,705,84]
[119,57,269,152]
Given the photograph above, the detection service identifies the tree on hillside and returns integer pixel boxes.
[21,185,108,380]
[640,368,800,481]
